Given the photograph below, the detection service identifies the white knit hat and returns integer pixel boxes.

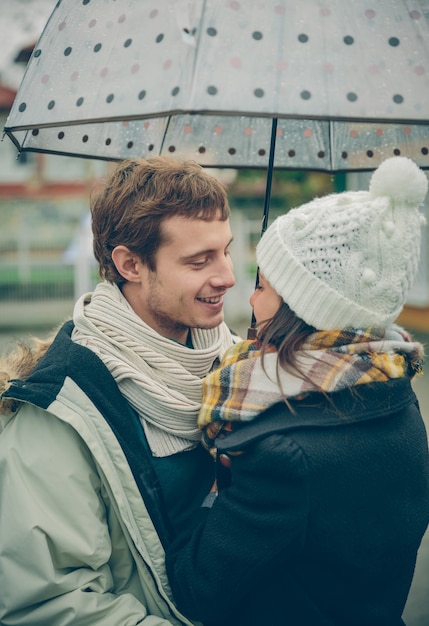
[256,157,428,330]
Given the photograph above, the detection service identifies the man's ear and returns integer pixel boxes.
[111,245,142,283]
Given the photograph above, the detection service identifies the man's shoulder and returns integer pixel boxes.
[2,320,119,413]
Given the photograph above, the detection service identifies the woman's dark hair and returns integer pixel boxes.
[257,300,319,406]
[258,300,315,367]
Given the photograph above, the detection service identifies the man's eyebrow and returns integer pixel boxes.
[181,237,234,262]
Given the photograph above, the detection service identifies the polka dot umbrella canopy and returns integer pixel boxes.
[3,0,429,173]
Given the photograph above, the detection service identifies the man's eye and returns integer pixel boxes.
[191,260,208,268]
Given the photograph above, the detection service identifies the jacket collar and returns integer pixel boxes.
[216,377,417,452]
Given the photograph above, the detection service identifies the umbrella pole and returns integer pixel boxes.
[248,117,278,339]
[261,117,278,236]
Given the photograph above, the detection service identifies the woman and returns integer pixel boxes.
[166,157,429,626]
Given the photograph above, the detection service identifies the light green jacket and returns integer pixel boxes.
[0,372,199,626]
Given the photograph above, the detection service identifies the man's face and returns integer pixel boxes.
[123,214,235,343]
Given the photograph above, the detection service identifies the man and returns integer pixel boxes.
[0,157,236,625]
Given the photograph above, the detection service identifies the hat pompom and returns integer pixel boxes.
[369,156,428,207]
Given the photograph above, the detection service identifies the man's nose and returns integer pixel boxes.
[212,256,235,288]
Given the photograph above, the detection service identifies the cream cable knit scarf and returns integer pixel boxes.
[72,281,235,457]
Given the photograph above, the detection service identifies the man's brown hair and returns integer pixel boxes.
[91,157,230,283]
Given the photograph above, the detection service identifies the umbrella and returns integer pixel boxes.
[4,0,429,172]
[4,0,429,332]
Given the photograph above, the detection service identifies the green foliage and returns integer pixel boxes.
[228,169,337,216]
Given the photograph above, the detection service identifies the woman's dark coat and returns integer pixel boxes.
[166,377,429,626]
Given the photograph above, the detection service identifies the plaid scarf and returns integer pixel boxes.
[199,327,424,449]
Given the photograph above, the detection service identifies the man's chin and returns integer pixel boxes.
[194,315,224,330]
